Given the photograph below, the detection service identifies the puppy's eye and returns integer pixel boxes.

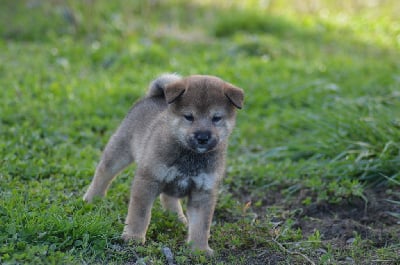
[212,116,222,123]
[184,114,194,122]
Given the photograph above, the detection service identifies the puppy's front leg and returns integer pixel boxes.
[122,171,160,243]
[187,190,217,255]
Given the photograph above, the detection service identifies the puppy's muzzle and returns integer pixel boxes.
[188,131,218,153]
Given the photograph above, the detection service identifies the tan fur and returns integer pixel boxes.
[83,74,244,255]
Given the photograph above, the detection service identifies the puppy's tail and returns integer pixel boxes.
[147,73,181,98]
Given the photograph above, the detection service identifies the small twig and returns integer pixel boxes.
[277,240,322,245]
[271,238,316,265]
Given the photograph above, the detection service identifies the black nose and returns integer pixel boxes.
[194,131,211,145]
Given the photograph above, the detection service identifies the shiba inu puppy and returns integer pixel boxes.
[83,74,244,255]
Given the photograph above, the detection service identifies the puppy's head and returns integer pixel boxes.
[164,75,244,153]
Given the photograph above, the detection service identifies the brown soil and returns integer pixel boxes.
[228,186,400,264]
[292,188,400,247]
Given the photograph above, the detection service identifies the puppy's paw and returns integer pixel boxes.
[82,192,93,202]
[190,245,214,256]
[178,214,188,226]
[121,230,145,244]
[204,247,214,256]
[83,192,98,203]
[83,188,105,203]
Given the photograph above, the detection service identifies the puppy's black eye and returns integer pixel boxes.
[184,114,194,122]
[212,116,222,123]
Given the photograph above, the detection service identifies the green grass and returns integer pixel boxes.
[1,0,399,264]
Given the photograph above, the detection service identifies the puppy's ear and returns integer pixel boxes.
[165,82,186,104]
[224,84,244,109]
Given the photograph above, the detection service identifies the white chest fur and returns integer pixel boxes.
[153,165,216,192]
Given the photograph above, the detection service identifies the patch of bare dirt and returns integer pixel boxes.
[229,185,400,263]
[291,188,400,248]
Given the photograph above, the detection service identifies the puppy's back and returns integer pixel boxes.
[113,75,180,161]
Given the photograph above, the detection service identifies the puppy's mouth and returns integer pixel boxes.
[189,141,218,153]
[187,131,218,153]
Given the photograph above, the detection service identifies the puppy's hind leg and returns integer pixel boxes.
[160,193,188,225]
[83,133,133,202]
